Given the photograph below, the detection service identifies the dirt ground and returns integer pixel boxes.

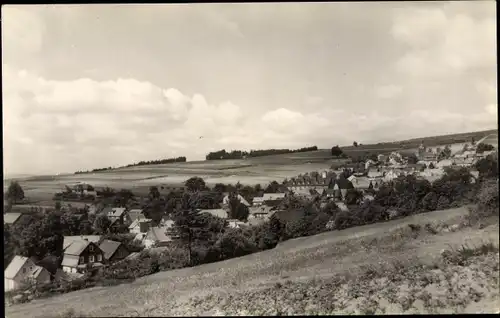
[5,206,499,317]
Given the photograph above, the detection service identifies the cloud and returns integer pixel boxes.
[392,3,495,78]
[375,85,403,99]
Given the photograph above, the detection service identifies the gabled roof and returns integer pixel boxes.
[198,209,229,219]
[98,240,122,260]
[252,196,264,203]
[61,254,80,268]
[147,226,173,243]
[5,255,31,279]
[108,207,127,218]
[262,193,286,201]
[63,235,101,250]
[64,240,91,256]
[30,265,48,279]
[4,212,22,225]
[128,209,145,221]
[222,194,251,207]
[249,205,276,215]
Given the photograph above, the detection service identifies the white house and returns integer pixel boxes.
[5,256,50,292]
[143,225,177,249]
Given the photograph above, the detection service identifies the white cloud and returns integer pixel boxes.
[392,3,496,78]
[375,84,403,99]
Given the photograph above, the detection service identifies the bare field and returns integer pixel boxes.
[6,206,500,317]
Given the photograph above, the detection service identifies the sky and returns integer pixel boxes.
[2,2,497,176]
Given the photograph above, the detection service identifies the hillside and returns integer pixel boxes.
[6,207,499,317]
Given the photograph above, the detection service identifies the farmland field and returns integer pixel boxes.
[4,129,496,202]
[6,207,499,317]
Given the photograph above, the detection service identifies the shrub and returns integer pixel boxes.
[436,196,450,210]
[420,192,438,211]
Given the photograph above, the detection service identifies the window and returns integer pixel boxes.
[89,245,94,252]
[97,254,102,262]
[22,268,26,274]
[79,256,84,263]
[89,255,94,263]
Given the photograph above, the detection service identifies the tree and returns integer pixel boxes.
[265,181,281,193]
[331,145,344,157]
[55,201,62,211]
[185,177,206,192]
[476,143,495,154]
[407,153,419,165]
[213,183,226,193]
[475,155,498,179]
[428,162,435,169]
[7,181,25,204]
[345,189,362,205]
[421,192,438,211]
[353,141,358,147]
[94,214,111,234]
[228,192,250,221]
[17,211,64,260]
[436,196,450,210]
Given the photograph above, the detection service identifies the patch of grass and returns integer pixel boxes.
[442,241,499,266]
[424,223,440,234]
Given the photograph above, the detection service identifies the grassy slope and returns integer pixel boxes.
[7,206,499,317]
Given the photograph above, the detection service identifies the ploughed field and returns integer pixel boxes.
[6,206,500,317]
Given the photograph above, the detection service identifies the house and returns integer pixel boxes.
[262,193,287,207]
[4,212,22,226]
[384,170,402,182]
[107,207,131,225]
[63,235,102,249]
[98,240,130,263]
[61,238,104,274]
[198,208,229,219]
[336,202,349,212]
[323,188,336,199]
[248,217,267,227]
[222,194,251,207]
[249,205,276,219]
[144,225,176,249]
[252,196,265,206]
[128,219,152,234]
[5,256,51,291]
[347,175,357,185]
[367,169,384,179]
[436,159,454,168]
[226,219,247,229]
[128,209,146,222]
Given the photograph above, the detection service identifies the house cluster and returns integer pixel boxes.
[5,234,130,292]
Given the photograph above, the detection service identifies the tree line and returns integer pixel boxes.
[74,157,187,174]
[206,146,318,160]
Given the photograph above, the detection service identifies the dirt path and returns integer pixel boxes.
[6,207,498,317]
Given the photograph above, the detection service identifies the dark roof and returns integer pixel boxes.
[98,240,122,260]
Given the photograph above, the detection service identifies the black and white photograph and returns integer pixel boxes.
[2,2,498,316]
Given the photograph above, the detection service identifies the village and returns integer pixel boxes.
[3,139,497,301]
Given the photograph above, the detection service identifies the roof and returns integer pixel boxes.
[128,219,152,229]
[262,193,286,201]
[147,226,173,243]
[61,254,80,267]
[248,217,267,227]
[128,209,144,221]
[222,194,251,207]
[108,207,127,218]
[30,265,47,279]
[4,212,22,225]
[252,196,264,203]
[98,240,122,260]
[336,202,350,212]
[198,209,229,219]
[63,235,101,250]
[64,240,91,256]
[5,255,30,279]
[249,205,276,215]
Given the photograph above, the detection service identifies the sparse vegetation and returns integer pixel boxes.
[206,146,318,160]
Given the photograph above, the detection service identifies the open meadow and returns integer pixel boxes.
[6,206,499,317]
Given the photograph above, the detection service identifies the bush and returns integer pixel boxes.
[469,179,499,222]
[436,196,451,210]
[421,192,438,211]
